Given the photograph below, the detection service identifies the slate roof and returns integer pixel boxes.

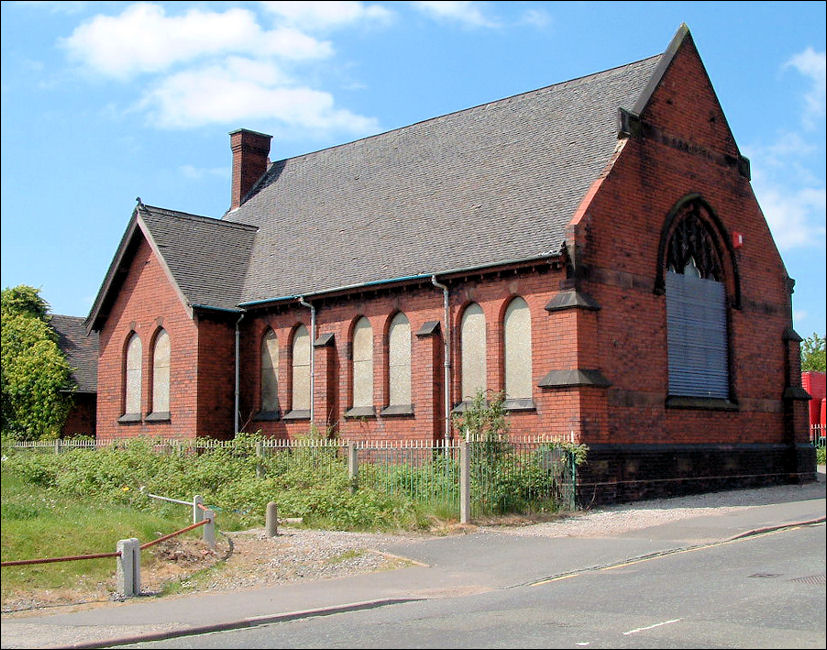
[228,54,662,305]
[138,206,258,310]
[92,36,677,323]
[51,315,98,393]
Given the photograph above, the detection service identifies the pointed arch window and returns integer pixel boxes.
[290,325,311,415]
[663,200,731,402]
[149,329,170,419]
[504,297,532,401]
[387,313,412,409]
[260,329,279,414]
[351,317,374,412]
[122,333,142,420]
[460,303,487,402]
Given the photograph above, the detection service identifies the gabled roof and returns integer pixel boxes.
[51,315,98,393]
[86,205,257,332]
[230,53,662,305]
[89,25,701,326]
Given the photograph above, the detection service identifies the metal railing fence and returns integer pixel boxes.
[10,435,577,516]
[811,424,825,449]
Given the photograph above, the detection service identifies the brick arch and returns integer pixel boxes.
[654,193,741,308]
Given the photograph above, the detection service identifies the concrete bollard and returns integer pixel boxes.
[203,509,216,548]
[193,495,204,524]
[116,538,141,597]
[266,501,279,537]
[460,440,470,525]
[348,443,359,493]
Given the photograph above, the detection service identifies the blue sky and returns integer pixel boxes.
[1,1,825,337]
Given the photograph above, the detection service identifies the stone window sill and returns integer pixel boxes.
[666,396,738,411]
[345,406,376,419]
[118,413,142,424]
[145,412,171,423]
[503,398,536,412]
[282,409,310,421]
[380,404,414,417]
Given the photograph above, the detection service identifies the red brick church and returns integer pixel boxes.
[85,25,815,501]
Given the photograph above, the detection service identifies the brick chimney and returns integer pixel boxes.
[229,128,272,210]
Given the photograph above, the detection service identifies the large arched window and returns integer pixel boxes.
[352,317,374,409]
[504,297,532,400]
[460,303,486,401]
[260,329,279,413]
[123,333,142,417]
[291,325,311,412]
[387,313,411,407]
[663,200,730,400]
[150,329,170,416]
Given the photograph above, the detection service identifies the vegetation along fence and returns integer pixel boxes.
[11,434,580,519]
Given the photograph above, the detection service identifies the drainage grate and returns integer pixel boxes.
[748,573,782,578]
[788,574,826,585]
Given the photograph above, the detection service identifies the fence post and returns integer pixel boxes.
[54,439,62,455]
[203,509,216,548]
[460,439,470,524]
[266,501,279,537]
[193,495,203,524]
[570,450,577,511]
[256,441,268,478]
[116,538,141,597]
[348,443,359,493]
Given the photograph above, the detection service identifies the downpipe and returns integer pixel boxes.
[431,276,452,442]
[234,311,245,435]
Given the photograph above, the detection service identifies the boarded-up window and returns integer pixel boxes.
[261,329,279,412]
[151,330,170,414]
[504,298,532,399]
[666,272,728,398]
[388,313,411,406]
[352,317,374,408]
[291,325,311,411]
[461,303,486,401]
[124,333,142,415]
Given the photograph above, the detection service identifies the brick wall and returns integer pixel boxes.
[61,393,96,438]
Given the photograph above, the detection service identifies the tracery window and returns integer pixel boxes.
[664,200,729,399]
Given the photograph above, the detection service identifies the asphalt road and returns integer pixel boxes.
[122,523,826,649]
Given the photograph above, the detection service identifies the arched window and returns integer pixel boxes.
[260,329,279,413]
[388,313,411,407]
[124,333,142,417]
[663,200,729,399]
[150,329,170,415]
[352,317,374,408]
[460,303,486,401]
[291,325,311,412]
[504,297,532,400]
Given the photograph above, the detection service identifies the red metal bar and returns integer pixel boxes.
[139,518,210,550]
[2,551,121,568]
[196,502,209,511]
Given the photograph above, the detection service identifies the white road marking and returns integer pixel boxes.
[623,618,682,635]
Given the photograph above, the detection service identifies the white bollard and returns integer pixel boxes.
[193,495,204,524]
[203,509,216,548]
[116,538,141,597]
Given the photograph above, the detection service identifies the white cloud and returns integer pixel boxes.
[259,1,393,31]
[785,47,826,129]
[411,1,499,28]
[753,177,826,250]
[180,165,229,181]
[141,59,379,134]
[60,3,332,79]
[519,8,552,29]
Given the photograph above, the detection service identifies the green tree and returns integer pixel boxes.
[801,332,826,373]
[1,285,73,440]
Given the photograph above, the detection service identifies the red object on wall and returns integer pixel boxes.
[801,371,826,427]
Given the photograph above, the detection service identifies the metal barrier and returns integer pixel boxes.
[1,493,217,598]
[811,424,825,449]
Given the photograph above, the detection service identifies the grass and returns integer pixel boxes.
[0,470,211,602]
